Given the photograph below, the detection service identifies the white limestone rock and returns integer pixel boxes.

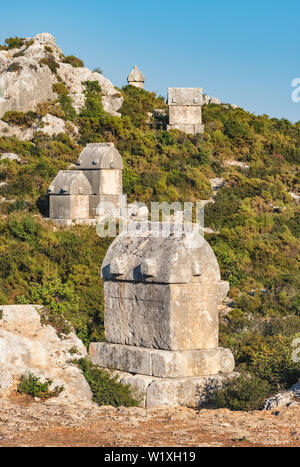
[202,94,210,105]
[0,33,123,120]
[0,305,93,405]
[0,152,20,162]
[0,114,79,140]
[264,383,300,410]
[209,97,221,105]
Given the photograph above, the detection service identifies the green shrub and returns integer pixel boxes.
[4,36,26,49]
[17,277,77,338]
[211,374,271,411]
[40,56,60,75]
[120,85,167,128]
[93,67,103,75]
[52,82,69,95]
[63,55,84,68]
[7,62,23,73]
[59,95,77,121]
[75,358,140,407]
[18,373,64,399]
[2,111,37,127]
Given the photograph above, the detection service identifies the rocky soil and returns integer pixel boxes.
[0,396,300,447]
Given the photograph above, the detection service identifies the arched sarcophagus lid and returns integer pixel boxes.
[102,223,227,292]
[48,170,92,195]
[77,143,123,170]
[127,65,145,84]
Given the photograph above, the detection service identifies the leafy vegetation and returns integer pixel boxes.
[75,358,139,407]
[63,55,84,68]
[0,36,32,51]
[40,55,60,75]
[52,82,69,95]
[0,79,299,409]
[211,374,271,411]
[18,373,64,399]
[2,111,38,127]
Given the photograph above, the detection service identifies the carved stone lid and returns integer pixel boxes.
[102,223,224,285]
[48,170,92,195]
[77,143,123,170]
[127,65,145,83]
[168,88,203,106]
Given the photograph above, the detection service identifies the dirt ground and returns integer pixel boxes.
[0,394,300,447]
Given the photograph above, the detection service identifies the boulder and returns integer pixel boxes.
[0,152,20,162]
[0,305,93,405]
[209,97,221,105]
[264,383,300,410]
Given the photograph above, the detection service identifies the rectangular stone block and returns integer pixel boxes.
[167,124,204,135]
[169,106,202,125]
[103,282,219,351]
[89,343,235,378]
[89,342,152,375]
[146,373,237,408]
[112,370,238,408]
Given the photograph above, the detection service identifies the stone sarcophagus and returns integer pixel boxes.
[47,142,124,225]
[48,170,92,221]
[90,224,235,407]
[167,88,205,135]
[77,143,123,218]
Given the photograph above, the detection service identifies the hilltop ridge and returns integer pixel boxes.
[0,33,123,139]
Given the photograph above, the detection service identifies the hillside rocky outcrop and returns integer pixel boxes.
[0,33,123,139]
[0,305,93,405]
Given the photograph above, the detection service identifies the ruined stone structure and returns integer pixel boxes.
[127,66,145,89]
[167,88,205,135]
[90,224,235,407]
[48,143,124,225]
[49,171,92,221]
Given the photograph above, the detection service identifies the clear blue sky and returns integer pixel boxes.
[1,0,299,122]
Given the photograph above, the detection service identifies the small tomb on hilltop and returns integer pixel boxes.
[167,88,205,135]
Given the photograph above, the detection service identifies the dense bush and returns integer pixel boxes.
[75,358,140,407]
[40,55,60,75]
[0,36,28,50]
[63,55,84,68]
[7,62,23,73]
[2,111,37,127]
[53,82,69,95]
[211,374,271,411]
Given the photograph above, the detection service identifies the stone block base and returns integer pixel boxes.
[113,370,238,407]
[45,218,98,227]
[89,343,235,378]
[167,124,205,135]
